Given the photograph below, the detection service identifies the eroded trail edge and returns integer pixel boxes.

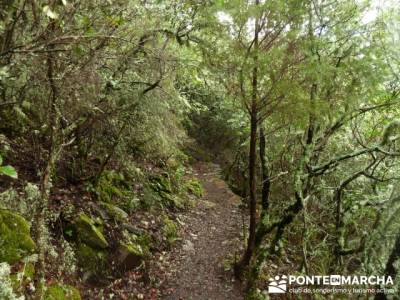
[158,162,244,300]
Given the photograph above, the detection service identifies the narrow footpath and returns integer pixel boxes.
[159,162,245,300]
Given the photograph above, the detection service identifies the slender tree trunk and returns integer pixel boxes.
[235,1,260,277]
[375,231,400,300]
[259,126,270,215]
[34,19,58,300]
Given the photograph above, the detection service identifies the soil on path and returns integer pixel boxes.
[159,162,245,300]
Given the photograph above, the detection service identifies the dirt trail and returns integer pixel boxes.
[160,162,245,300]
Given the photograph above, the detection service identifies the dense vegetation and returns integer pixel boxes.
[0,0,399,299]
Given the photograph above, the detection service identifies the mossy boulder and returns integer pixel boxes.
[0,209,36,264]
[75,243,108,278]
[116,233,151,270]
[116,242,146,270]
[44,283,81,300]
[72,213,108,249]
[99,202,128,221]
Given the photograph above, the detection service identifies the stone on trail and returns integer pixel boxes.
[182,240,195,252]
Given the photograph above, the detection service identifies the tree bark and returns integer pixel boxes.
[235,0,260,277]
[374,231,400,300]
[34,18,59,300]
[259,126,270,214]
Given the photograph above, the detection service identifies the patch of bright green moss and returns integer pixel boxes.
[74,213,108,249]
[44,283,81,300]
[0,209,36,264]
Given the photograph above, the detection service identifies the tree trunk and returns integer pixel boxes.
[259,126,270,215]
[374,231,400,300]
[235,1,260,277]
[34,19,59,300]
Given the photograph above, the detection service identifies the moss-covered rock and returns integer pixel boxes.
[75,243,108,278]
[44,283,81,300]
[73,213,108,249]
[116,242,146,270]
[116,232,151,270]
[0,209,36,264]
[99,202,128,221]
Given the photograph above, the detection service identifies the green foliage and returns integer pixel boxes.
[185,179,204,198]
[44,284,81,300]
[162,216,179,247]
[148,170,187,209]
[132,233,152,257]
[90,171,129,203]
[0,155,17,179]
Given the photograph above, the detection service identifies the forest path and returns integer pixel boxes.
[159,162,245,300]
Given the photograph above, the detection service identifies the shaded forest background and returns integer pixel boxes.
[1,0,400,299]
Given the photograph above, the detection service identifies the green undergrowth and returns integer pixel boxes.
[44,283,81,300]
[162,216,179,247]
[86,158,204,212]
[185,179,204,198]
[89,170,135,204]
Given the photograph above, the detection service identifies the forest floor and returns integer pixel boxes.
[156,162,245,300]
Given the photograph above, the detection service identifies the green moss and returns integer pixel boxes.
[117,242,145,270]
[185,179,204,198]
[75,243,108,276]
[116,232,151,270]
[44,283,81,300]
[162,217,178,247]
[93,170,129,203]
[10,262,35,291]
[73,213,108,249]
[24,262,35,279]
[0,209,36,264]
[99,202,128,221]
